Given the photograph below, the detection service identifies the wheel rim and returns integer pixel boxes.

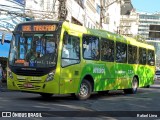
[132,77,138,91]
[79,83,88,97]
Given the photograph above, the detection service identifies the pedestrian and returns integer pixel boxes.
[0,63,3,90]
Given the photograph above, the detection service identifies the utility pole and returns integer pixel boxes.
[100,0,124,30]
[58,0,67,21]
[100,0,105,29]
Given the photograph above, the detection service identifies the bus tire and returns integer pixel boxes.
[76,79,92,100]
[144,85,150,88]
[124,77,138,94]
[40,93,53,98]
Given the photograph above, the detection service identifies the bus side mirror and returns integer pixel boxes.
[1,33,5,45]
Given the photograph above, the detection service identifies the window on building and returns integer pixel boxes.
[88,22,90,28]
[75,0,84,8]
[71,17,82,26]
[96,4,101,14]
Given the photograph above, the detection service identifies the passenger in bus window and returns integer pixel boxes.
[84,42,92,59]
[107,48,114,61]
[36,37,45,56]
[46,41,55,54]
[62,38,69,58]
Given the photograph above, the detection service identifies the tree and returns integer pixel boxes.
[133,35,146,43]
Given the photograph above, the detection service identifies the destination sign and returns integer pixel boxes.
[22,25,57,31]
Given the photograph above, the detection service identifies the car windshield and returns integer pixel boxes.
[9,33,59,68]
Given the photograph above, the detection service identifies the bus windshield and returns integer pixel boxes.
[9,33,58,68]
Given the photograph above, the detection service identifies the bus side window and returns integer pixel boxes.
[101,38,114,62]
[147,50,155,66]
[139,48,146,65]
[62,32,69,60]
[116,42,127,63]
[83,35,99,60]
[61,32,80,67]
[128,45,137,64]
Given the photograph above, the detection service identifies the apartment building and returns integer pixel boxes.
[138,13,160,66]
[138,13,160,40]
[120,0,139,36]
[103,0,122,33]
[25,0,122,32]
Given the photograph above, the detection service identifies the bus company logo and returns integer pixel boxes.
[2,112,11,117]
[93,67,105,74]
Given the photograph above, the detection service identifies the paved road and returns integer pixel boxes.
[0,81,160,120]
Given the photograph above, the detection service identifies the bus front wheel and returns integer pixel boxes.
[76,79,92,100]
[124,77,138,94]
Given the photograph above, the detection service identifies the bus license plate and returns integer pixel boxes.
[24,83,33,88]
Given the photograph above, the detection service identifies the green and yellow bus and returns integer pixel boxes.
[7,21,155,100]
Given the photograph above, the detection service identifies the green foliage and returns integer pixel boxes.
[133,35,146,43]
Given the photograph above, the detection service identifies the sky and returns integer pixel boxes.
[131,0,160,13]
[0,33,11,57]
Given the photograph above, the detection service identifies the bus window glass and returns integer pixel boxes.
[83,35,99,60]
[9,33,58,67]
[116,42,127,63]
[148,50,155,66]
[27,38,32,50]
[20,37,25,59]
[128,45,137,64]
[139,48,146,65]
[61,33,80,67]
[101,38,114,62]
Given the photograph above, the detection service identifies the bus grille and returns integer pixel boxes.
[15,69,44,76]
[17,84,41,90]
[17,76,42,83]
[17,79,42,83]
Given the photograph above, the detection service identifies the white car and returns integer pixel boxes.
[155,71,160,80]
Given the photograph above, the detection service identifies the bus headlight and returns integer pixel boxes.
[46,72,54,82]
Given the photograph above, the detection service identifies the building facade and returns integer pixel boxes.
[120,0,139,36]
[25,0,122,32]
[138,13,160,40]
[103,0,123,33]
[138,13,160,67]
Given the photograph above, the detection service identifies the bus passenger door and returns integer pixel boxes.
[59,32,81,94]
